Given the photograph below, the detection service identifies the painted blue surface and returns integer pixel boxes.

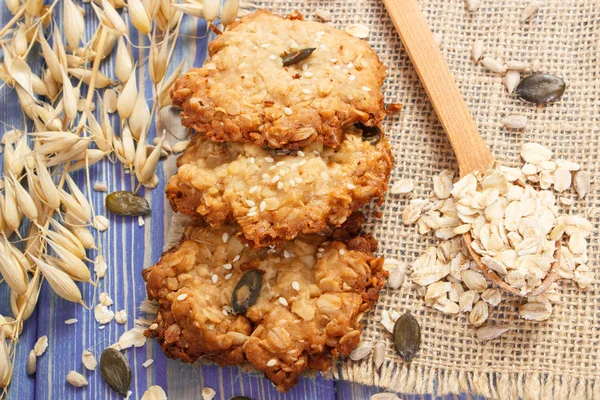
[0,2,477,400]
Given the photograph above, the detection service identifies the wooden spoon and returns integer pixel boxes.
[382,0,558,297]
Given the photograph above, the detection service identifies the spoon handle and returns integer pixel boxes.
[382,0,494,177]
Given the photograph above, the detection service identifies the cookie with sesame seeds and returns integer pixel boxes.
[142,213,387,392]
[166,124,393,248]
[171,10,386,149]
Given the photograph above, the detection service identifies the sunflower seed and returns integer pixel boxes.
[202,387,217,400]
[573,171,590,199]
[82,350,98,370]
[521,0,540,22]
[372,341,385,369]
[516,74,566,104]
[504,70,521,93]
[33,336,48,356]
[100,348,132,395]
[66,370,88,387]
[27,350,37,375]
[345,23,369,39]
[471,40,484,62]
[502,115,527,130]
[481,57,507,74]
[393,312,420,362]
[476,325,510,341]
[349,340,373,361]
[142,359,153,368]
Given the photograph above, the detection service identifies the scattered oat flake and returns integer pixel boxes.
[315,8,332,21]
[65,318,78,325]
[476,326,510,341]
[99,292,114,306]
[345,23,369,39]
[95,305,115,325]
[33,336,48,357]
[27,350,37,375]
[116,326,147,350]
[115,310,128,324]
[141,385,167,400]
[390,179,414,195]
[202,387,217,400]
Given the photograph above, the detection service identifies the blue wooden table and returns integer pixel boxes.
[0,3,477,399]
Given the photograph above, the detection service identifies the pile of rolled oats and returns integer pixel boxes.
[397,143,595,334]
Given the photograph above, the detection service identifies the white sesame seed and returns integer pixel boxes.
[268,55,277,60]
[246,200,256,207]
[267,248,277,254]
[283,250,290,258]
[212,274,218,283]
[318,247,325,252]
[298,160,307,166]
[149,323,158,330]
[303,71,314,78]
[279,297,288,306]
[248,207,257,213]
[295,177,303,184]
[339,249,346,255]
[249,186,258,193]
[271,175,280,183]
[347,62,354,69]
[347,183,356,190]
[279,169,286,176]
[247,211,257,217]
[316,31,325,36]
[222,309,229,316]
[276,161,286,166]
[265,156,274,163]
[297,150,305,157]
[269,165,277,171]
[266,359,277,367]
[64,318,78,325]
[292,281,300,291]
[277,182,284,190]
[302,89,310,94]
[260,201,267,212]
[289,40,299,49]
[349,75,356,81]
[362,86,372,92]
[225,273,232,280]
[302,64,308,71]
[283,107,293,115]
[342,68,348,74]
[289,180,296,187]
[177,293,188,301]
[313,150,320,156]
[223,263,233,270]
[261,43,270,48]
[222,233,229,243]
[233,255,240,262]
[262,173,270,180]
[330,58,337,63]
[249,157,255,164]
[142,359,153,368]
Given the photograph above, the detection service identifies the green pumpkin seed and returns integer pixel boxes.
[105,191,151,216]
[100,348,132,396]
[231,270,262,314]
[355,122,381,145]
[393,312,421,362]
[281,48,316,67]
[515,74,566,104]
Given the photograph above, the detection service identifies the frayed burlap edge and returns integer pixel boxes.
[333,363,600,400]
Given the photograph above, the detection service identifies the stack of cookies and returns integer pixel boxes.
[143,11,394,392]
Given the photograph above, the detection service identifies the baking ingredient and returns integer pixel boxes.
[393,312,421,362]
[516,74,566,104]
[232,270,263,314]
[100,348,132,396]
[106,191,151,216]
[281,48,316,67]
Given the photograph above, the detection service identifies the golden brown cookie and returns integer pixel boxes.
[166,125,393,248]
[171,10,386,149]
[142,214,387,392]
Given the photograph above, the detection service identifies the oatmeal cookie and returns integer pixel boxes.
[142,214,387,392]
[166,125,393,248]
[171,10,386,149]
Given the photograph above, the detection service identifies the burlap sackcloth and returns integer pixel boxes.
[163,1,600,398]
